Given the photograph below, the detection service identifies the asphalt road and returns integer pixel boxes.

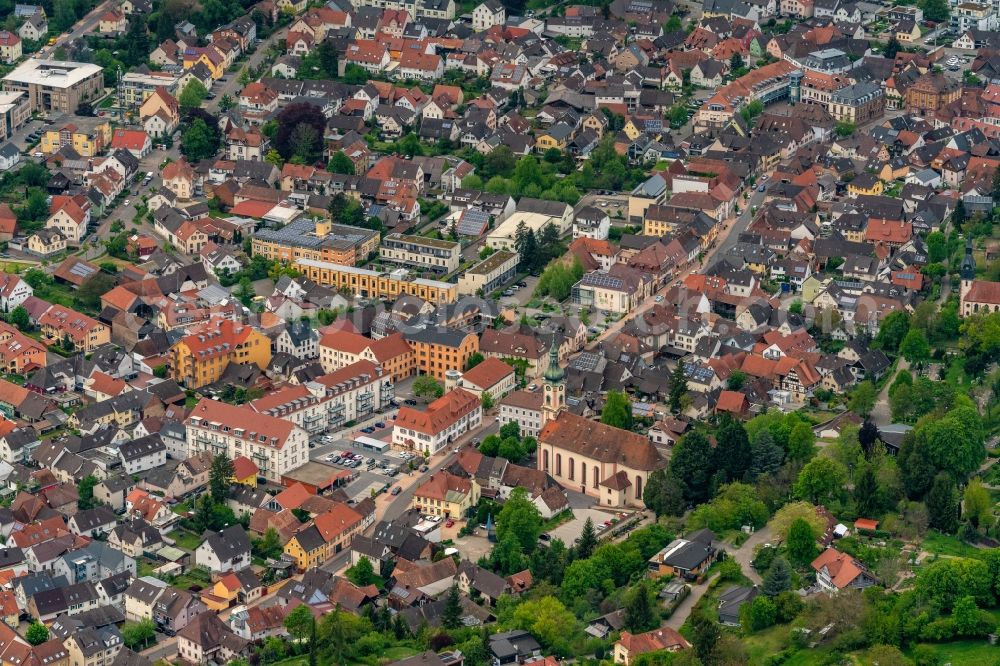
[205,27,289,113]
[38,0,116,58]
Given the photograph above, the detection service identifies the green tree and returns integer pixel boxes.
[927,473,959,533]
[25,621,47,646]
[727,370,747,390]
[509,596,580,655]
[601,390,633,430]
[121,619,156,650]
[741,596,777,632]
[76,273,116,312]
[496,487,542,553]
[643,468,685,517]
[787,421,816,461]
[442,584,462,629]
[181,118,220,161]
[179,79,208,109]
[927,231,947,263]
[963,478,992,529]
[873,311,910,353]
[669,362,688,415]
[794,457,847,504]
[898,433,937,500]
[254,527,283,560]
[624,584,657,632]
[209,454,234,503]
[918,407,986,481]
[327,150,355,175]
[284,603,316,642]
[346,556,378,587]
[413,375,444,401]
[762,557,791,597]
[690,612,721,665]
[853,465,880,518]
[465,352,485,370]
[884,34,901,59]
[481,391,494,410]
[669,431,714,504]
[8,305,30,331]
[900,329,930,364]
[78,475,99,511]
[848,381,877,419]
[786,518,818,567]
[750,429,784,479]
[835,121,856,138]
[576,517,598,559]
[713,415,751,483]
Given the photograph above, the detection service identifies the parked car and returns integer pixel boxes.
[404,399,417,406]
[419,465,428,472]
[445,519,454,528]
[374,422,386,428]
[391,486,401,496]
[361,427,375,434]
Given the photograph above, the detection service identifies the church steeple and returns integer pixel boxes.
[961,239,976,282]
[542,343,565,424]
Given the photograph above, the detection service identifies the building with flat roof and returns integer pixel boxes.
[0,91,30,142]
[2,60,104,113]
[485,199,572,251]
[252,218,380,267]
[296,259,458,304]
[120,71,181,108]
[379,233,461,274]
[457,249,518,296]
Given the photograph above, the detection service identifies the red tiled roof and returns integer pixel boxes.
[394,388,480,436]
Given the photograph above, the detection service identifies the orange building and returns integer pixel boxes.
[171,319,272,388]
[402,328,479,380]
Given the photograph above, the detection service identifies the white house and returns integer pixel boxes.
[472,0,505,31]
[118,434,167,475]
[0,143,20,171]
[195,525,252,572]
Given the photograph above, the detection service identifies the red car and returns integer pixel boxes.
[445,519,455,528]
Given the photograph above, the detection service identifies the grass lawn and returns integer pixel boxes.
[170,529,202,551]
[909,639,998,664]
[921,532,985,559]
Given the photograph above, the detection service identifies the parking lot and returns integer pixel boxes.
[307,412,435,503]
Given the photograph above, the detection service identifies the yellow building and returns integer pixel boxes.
[182,47,225,79]
[41,122,111,157]
[847,174,884,197]
[230,456,258,488]
[411,471,480,518]
[296,258,458,304]
[26,229,67,257]
[171,319,271,389]
[38,304,110,353]
[535,126,571,151]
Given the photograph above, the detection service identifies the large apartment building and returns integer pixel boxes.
[296,259,458,304]
[318,330,415,381]
[348,0,456,19]
[379,233,461,274]
[171,320,272,389]
[185,399,309,482]
[457,250,518,296]
[2,59,104,113]
[248,360,394,434]
[252,218,380,266]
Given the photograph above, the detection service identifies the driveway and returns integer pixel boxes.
[665,524,771,629]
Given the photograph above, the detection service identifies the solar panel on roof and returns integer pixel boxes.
[68,263,97,278]
[457,208,489,236]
